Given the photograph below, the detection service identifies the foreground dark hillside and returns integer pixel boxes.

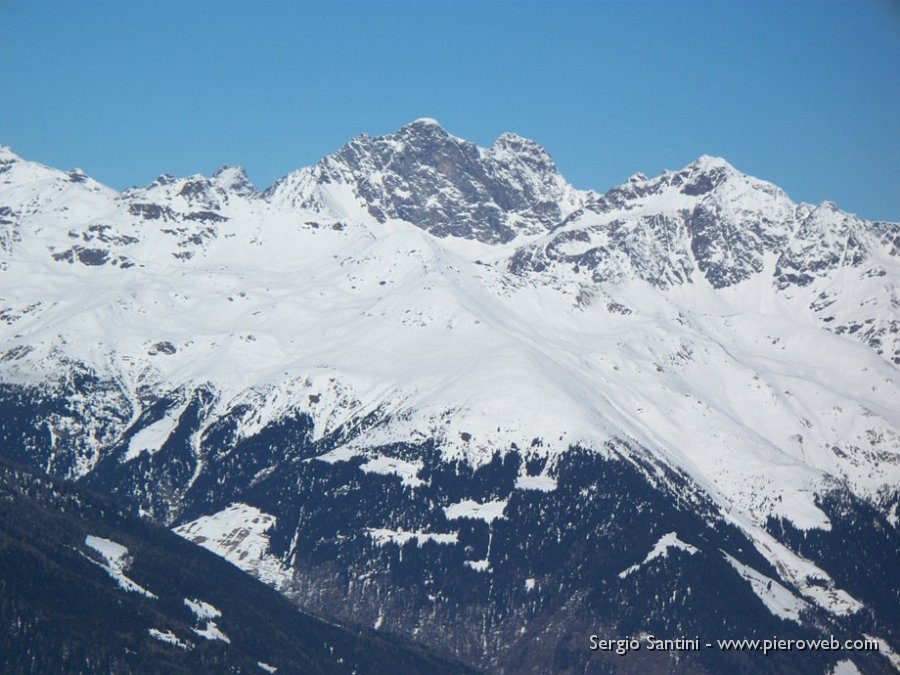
[0,455,475,675]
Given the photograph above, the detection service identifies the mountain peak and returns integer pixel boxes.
[686,154,735,173]
[0,146,23,169]
[490,132,552,159]
[493,131,536,146]
[147,173,176,188]
[265,121,576,243]
[409,117,442,128]
[670,155,741,197]
[486,132,562,187]
[212,165,256,196]
[397,117,451,139]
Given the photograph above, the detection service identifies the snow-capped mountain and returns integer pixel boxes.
[1,121,898,673]
[265,118,583,242]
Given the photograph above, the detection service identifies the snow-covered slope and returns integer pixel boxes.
[1,122,898,673]
[1,128,896,530]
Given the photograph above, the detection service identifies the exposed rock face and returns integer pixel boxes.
[266,119,582,243]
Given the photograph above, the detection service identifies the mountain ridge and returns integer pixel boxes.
[1,121,898,673]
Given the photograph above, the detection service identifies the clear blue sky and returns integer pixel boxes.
[2,0,898,220]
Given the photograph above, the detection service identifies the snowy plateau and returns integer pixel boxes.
[0,119,898,674]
